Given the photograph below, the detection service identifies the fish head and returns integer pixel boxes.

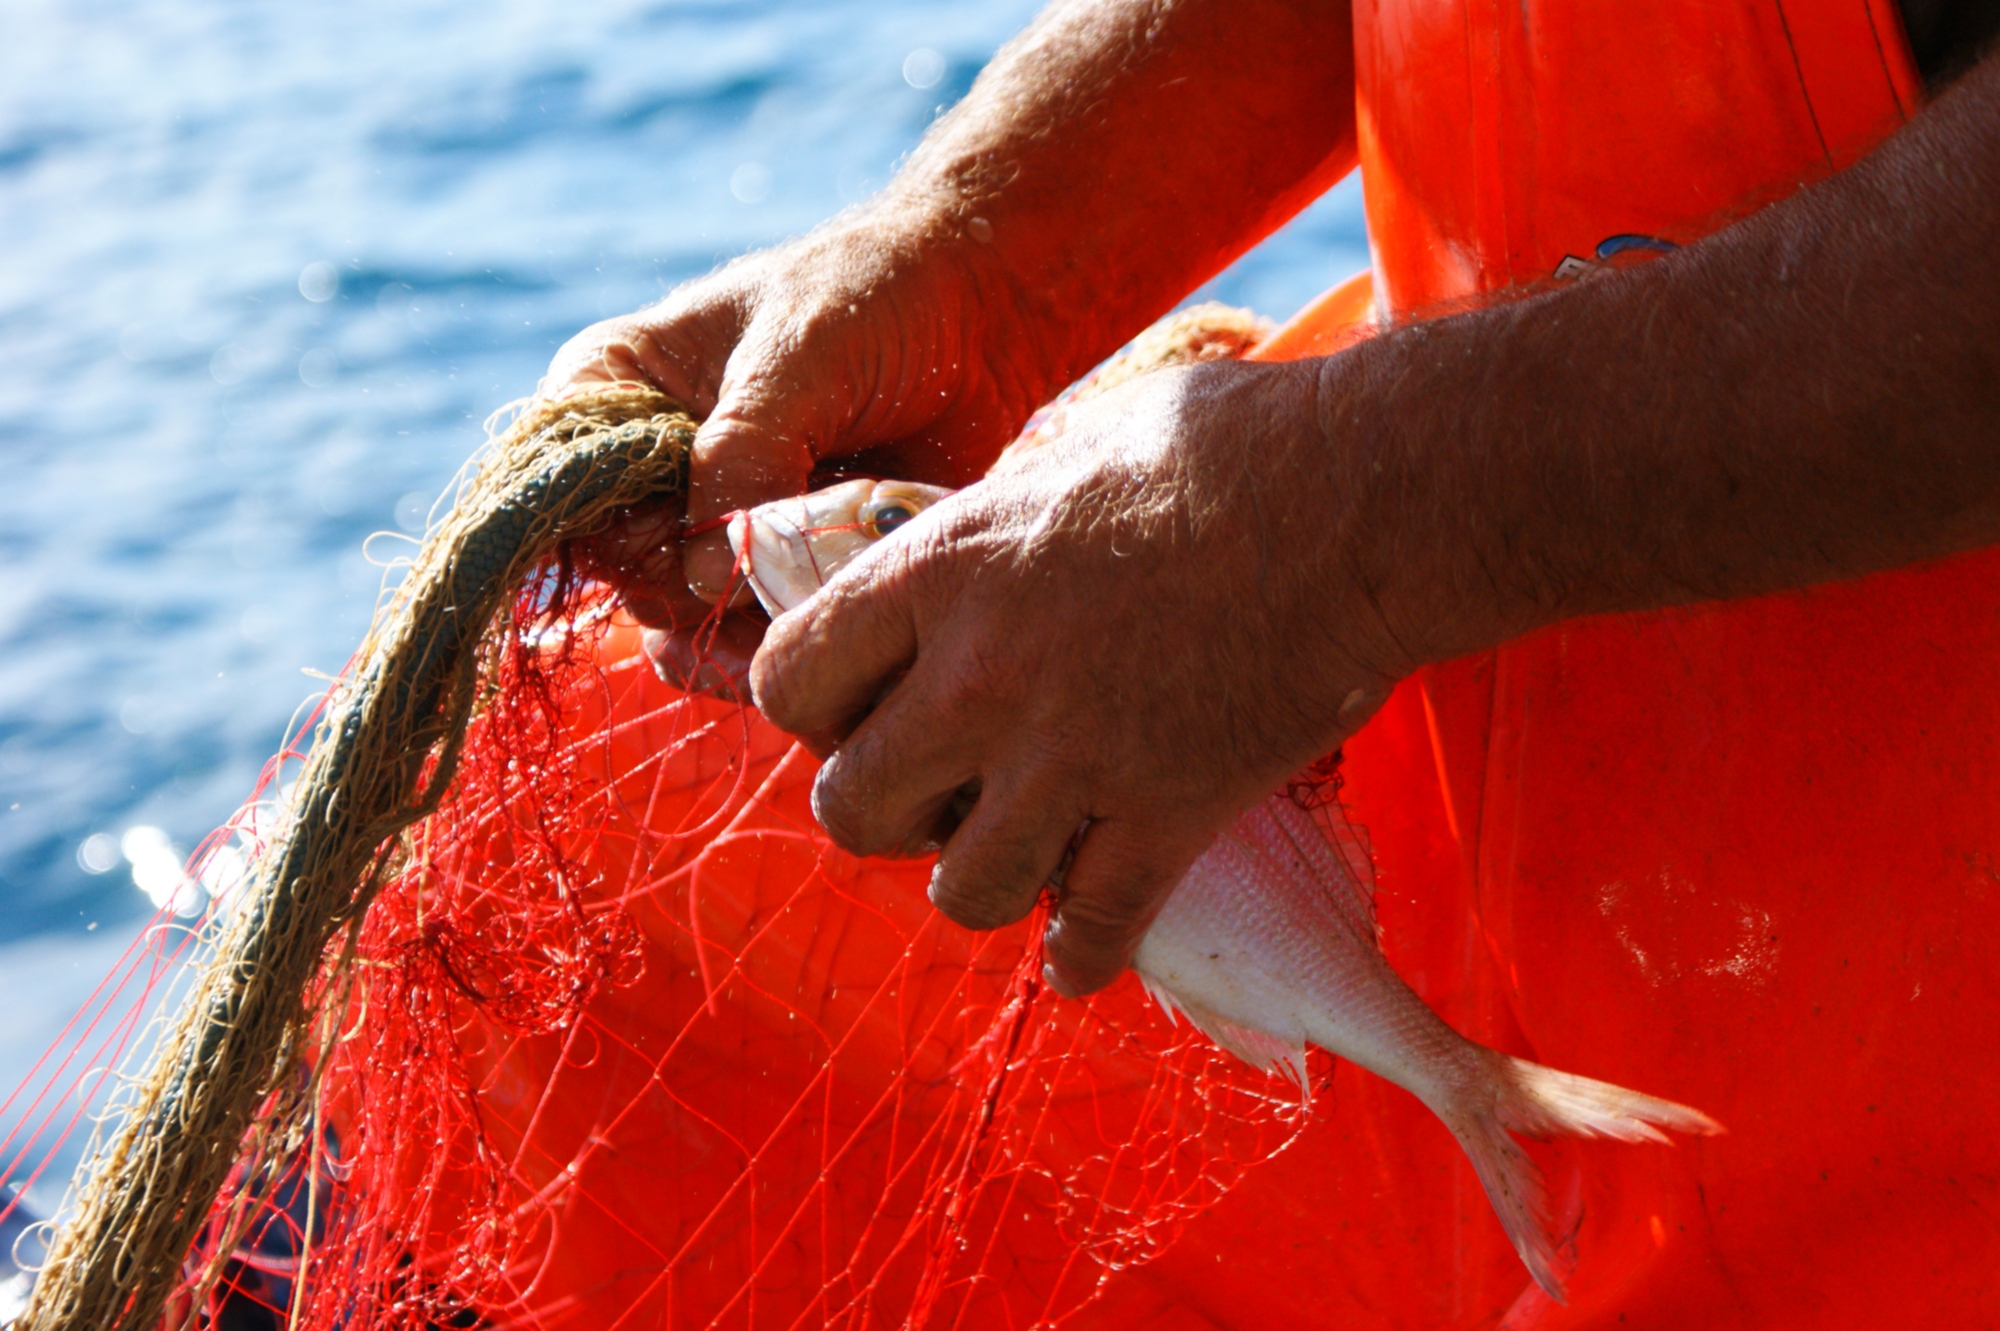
[724,478,951,616]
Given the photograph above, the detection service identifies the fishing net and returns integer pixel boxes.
[2,305,1323,1331]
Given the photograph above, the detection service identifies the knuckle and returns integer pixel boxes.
[545,320,622,385]
[592,315,659,366]
[692,421,816,500]
[944,638,1034,714]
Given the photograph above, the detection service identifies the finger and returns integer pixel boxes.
[684,390,817,602]
[576,496,688,598]
[806,675,994,858]
[749,549,921,747]
[925,779,1080,932]
[623,580,721,641]
[572,498,736,655]
[1041,818,1211,998]
[543,295,744,410]
[594,496,683,581]
[642,613,764,700]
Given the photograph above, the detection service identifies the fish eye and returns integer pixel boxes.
[861,500,917,538]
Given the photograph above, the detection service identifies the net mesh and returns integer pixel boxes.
[228,597,1313,1329]
[4,305,1322,1330]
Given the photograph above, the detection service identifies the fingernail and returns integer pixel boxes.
[808,769,833,830]
[1338,684,1391,724]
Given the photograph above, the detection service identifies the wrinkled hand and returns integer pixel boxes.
[544,214,1052,691]
[750,358,1408,996]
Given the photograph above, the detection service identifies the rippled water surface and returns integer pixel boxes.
[0,0,1365,1197]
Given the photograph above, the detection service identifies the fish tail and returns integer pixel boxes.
[1441,1104,1568,1301]
[1444,1053,1724,1302]
[1494,1054,1725,1145]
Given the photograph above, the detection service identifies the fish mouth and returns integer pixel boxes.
[724,480,879,617]
[724,506,817,617]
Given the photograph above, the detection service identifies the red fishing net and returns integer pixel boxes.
[116,570,1319,1330]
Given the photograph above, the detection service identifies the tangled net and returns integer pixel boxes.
[17,384,694,1330]
[9,306,1317,1331]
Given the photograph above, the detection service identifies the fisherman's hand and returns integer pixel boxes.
[544,213,1049,692]
[537,0,1365,696]
[748,359,1408,996]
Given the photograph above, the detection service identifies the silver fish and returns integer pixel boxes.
[727,480,1722,1299]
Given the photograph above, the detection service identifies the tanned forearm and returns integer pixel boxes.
[1320,47,2000,669]
[742,39,1996,996]
[878,0,1357,404]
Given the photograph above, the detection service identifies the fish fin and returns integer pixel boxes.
[1303,792,1379,921]
[1196,1013,1311,1096]
[1237,793,1377,939]
[1445,1054,1725,1302]
[1495,1055,1725,1144]
[1137,972,1187,1028]
[1442,1106,1569,1302]
[1139,975,1310,1095]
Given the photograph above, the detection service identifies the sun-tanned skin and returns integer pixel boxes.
[546,0,2000,998]
[546,0,1357,679]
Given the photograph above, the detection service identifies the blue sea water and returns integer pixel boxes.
[0,0,1366,1203]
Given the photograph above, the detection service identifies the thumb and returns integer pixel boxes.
[683,386,817,602]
